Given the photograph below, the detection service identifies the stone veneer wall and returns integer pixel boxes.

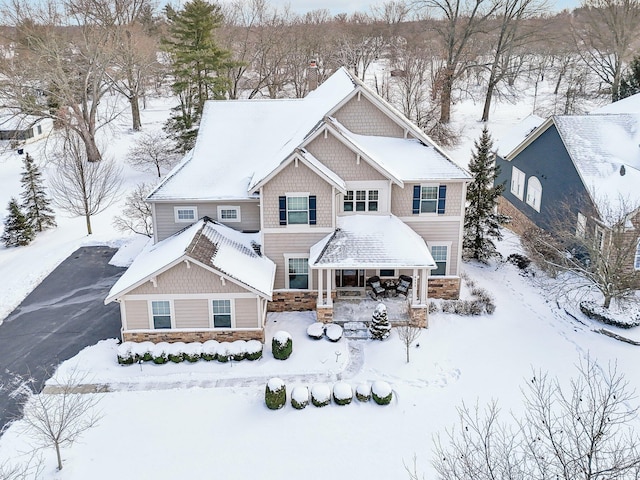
[268,291,318,311]
[123,330,264,343]
[428,277,460,300]
[498,197,538,236]
[316,306,333,323]
[410,307,428,328]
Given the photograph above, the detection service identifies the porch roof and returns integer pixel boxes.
[309,214,436,269]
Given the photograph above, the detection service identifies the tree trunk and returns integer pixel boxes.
[603,294,612,309]
[130,95,142,131]
[406,345,410,363]
[86,214,92,235]
[439,71,453,124]
[80,130,102,163]
[481,80,496,122]
[56,442,63,470]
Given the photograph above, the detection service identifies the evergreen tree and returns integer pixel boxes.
[369,303,391,340]
[20,153,56,232]
[620,55,640,100]
[463,127,509,262]
[2,198,35,247]
[162,0,232,152]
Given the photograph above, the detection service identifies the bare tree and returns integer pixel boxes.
[127,131,179,177]
[112,183,153,237]
[49,130,122,235]
[396,320,422,363]
[17,370,101,472]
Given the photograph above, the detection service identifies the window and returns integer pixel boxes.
[379,269,395,278]
[212,300,232,328]
[217,206,241,223]
[635,240,640,270]
[413,185,447,214]
[151,301,171,329]
[421,186,438,213]
[279,195,316,225]
[510,166,526,200]
[595,226,605,252]
[36,125,42,135]
[174,206,197,223]
[288,258,309,289]
[526,176,542,212]
[343,189,379,212]
[431,245,448,276]
[576,212,587,238]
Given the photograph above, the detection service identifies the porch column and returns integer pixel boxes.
[420,268,428,304]
[317,268,324,306]
[326,268,333,306]
[412,268,419,305]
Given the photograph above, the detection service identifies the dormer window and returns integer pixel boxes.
[343,190,378,212]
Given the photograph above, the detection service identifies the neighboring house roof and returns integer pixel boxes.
[0,112,47,131]
[496,115,546,158]
[309,214,436,269]
[592,93,640,114]
[105,219,276,303]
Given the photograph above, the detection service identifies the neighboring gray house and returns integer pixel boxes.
[0,114,53,143]
[107,67,470,343]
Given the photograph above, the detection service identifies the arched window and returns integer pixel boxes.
[526,176,542,212]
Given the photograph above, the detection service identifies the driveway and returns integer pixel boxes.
[0,246,125,433]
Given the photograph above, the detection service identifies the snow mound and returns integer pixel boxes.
[307,322,325,339]
[325,324,343,342]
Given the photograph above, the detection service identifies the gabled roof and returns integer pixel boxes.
[309,214,436,269]
[105,219,276,303]
[496,115,546,158]
[592,93,640,114]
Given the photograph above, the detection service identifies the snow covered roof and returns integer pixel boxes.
[553,114,640,218]
[327,117,469,181]
[105,219,276,303]
[592,93,640,114]
[309,215,436,269]
[148,68,357,202]
[496,115,546,157]
[0,112,46,131]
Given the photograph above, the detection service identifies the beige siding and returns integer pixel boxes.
[334,95,405,137]
[124,300,149,329]
[305,134,388,182]
[262,161,333,229]
[263,232,328,289]
[235,298,260,328]
[130,262,251,295]
[391,182,464,217]
[154,201,260,242]
[406,221,462,274]
[174,299,209,328]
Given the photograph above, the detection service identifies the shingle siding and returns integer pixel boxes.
[334,95,404,137]
[405,221,462,275]
[391,182,463,217]
[263,232,328,289]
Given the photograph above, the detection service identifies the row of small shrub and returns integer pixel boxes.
[306,322,343,342]
[428,273,496,315]
[117,339,263,365]
[265,378,392,410]
[579,301,640,329]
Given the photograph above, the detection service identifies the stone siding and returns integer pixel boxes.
[316,306,333,323]
[498,197,538,236]
[410,306,428,328]
[268,291,318,311]
[428,277,460,299]
[123,329,264,343]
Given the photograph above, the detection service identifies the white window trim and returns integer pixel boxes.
[174,206,198,223]
[209,298,235,329]
[576,212,587,238]
[595,226,605,252]
[427,241,452,276]
[378,269,396,278]
[148,299,175,330]
[419,183,441,215]
[283,254,312,290]
[286,192,310,226]
[342,180,388,214]
[525,176,542,212]
[217,205,241,223]
[510,166,525,201]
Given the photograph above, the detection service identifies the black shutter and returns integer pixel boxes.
[279,196,286,225]
[437,185,447,214]
[309,195,317,225]
[412,185,421,214]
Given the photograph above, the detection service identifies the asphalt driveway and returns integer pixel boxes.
[0,246,125,433]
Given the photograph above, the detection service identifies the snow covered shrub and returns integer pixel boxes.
[246,340,263,360]
[372,381,393,405]
[265,378,286,410]
[152,342,169,364]
[441,300,456,313]
[201,340,219,361]
[428,301,440,314]
[167,342,185,363]
[580,301,640,328]
[182,342,202,362]
[307,322,325,340]
[311,384,331,407]
[117,342,134,365]
[485,301,496,315]
[325,324,343,342]
[217,343,230,362]
[229,340,247,361]
[131,341,154,362]
[333,382,353,406]
[369,303,391,340]
[453,300,471,315]
[291,386,309,410]
[506,253,531,270]
[355,383,372,402]
[272,331,292,360]
[468,300,485,315]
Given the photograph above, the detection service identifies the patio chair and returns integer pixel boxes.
[396,275,412,296]
[366,276,386,297]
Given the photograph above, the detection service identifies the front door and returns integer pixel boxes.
[337,269,365,288]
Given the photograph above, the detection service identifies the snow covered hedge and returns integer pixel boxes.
[272,331,293,360]
[265,378,286,410]
[291,386,309,410]
[580,301,640,329]
[372,381,393,405]
[332,382,353,405]
[311,384,331,407]
[117,340,263,365]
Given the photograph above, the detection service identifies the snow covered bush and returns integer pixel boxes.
[580,301,640,328]
[428,301,440,314]
[229,340,247,361]
[311,384,331,407]
[182,342,202,362]
[325,324,343,342]
[131,341,154,362]
[272,331,292,360]
[506,253,531,270]
[217,343,230,362]
[291,386,309,410]
[201,340,219,361]
[151,342,169,364]
[246,340,263,360]
[333,382,353,406]
[369,303,391,340]
[355,383,371,402]
[307,322,325,340]
[167,342,185,363]
[117,342,134,365]
[372,381,393,405]
[265,378,286,410]
[441,300,456,313]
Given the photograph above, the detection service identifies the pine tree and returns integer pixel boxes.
[620,55,640,100]
[369,303,391,340]
[463,127,509,263]
[2,198,35,247]
[20,153,56,232]
[162,0,232,152]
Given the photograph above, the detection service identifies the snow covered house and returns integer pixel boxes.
[106,67,470,343]
[0,113,53,143]
[495,112,640,274]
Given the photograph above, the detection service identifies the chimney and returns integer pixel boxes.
[307,60,318,92]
